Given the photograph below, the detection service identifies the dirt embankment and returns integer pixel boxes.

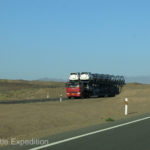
[0,83,150,142]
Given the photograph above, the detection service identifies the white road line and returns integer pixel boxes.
[29,116,150,150]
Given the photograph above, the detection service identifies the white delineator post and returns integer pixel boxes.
[60,94,62,102]
[47,93,49,99]
[125,98,128,115]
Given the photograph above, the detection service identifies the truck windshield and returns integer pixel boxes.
[66,83,79,88]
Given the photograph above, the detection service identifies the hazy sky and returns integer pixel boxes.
[0,0,150,80]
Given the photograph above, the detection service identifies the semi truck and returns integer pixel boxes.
[66,72,125,99]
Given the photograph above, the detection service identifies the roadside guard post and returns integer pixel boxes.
[60,94,62,102]
[47,93,49,99]
[125,98,128,115]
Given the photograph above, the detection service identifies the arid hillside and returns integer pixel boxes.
[0,79,66,100]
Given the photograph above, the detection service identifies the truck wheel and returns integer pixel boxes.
[81,94,84,99]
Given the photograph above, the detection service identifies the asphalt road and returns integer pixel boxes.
[39,117,150,150]
[1,114,150,150]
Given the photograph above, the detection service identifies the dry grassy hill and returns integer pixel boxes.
[117,82,150,102]
[0,79,66,100]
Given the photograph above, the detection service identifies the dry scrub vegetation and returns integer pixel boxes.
[0,79,66,100]
[0,82,150,145]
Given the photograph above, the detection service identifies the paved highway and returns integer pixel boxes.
[35,117,150,150]
[2,114,150,150]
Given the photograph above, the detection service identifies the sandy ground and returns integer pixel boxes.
[0,83,150,143]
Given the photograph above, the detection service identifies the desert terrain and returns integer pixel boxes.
[0,80,150,145]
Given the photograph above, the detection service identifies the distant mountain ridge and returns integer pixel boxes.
[125,76,150,84]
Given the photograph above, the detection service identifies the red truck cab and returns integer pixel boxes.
[66,82,81,99]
